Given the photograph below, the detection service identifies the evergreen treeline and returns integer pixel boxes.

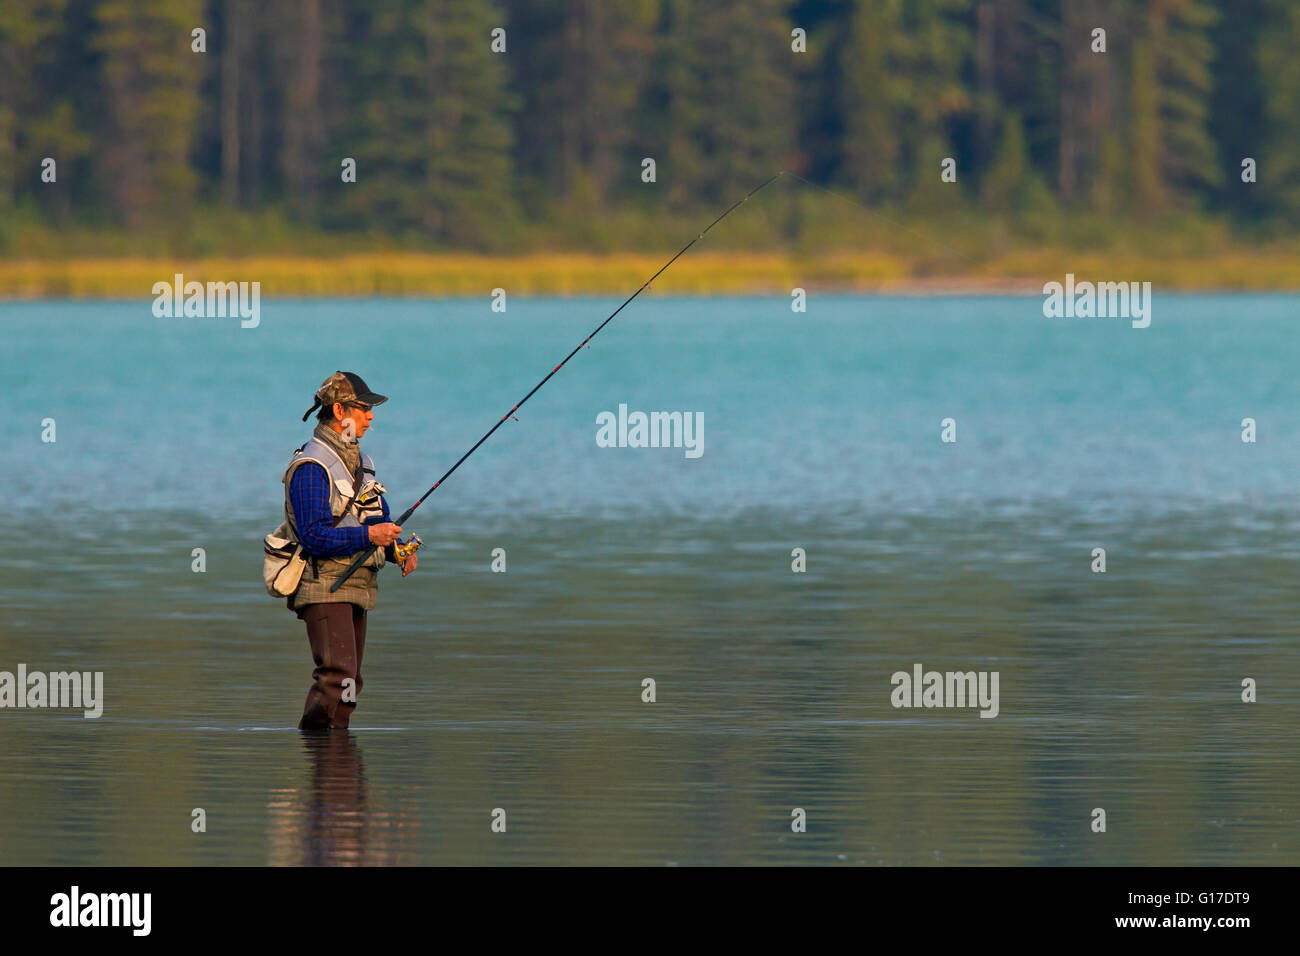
[1,0,1297,254]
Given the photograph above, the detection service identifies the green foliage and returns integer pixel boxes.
[1257,0,1300,222]
[982,113,1029,212]
[1154,0,1221,200]
[0,0,1292,253]
[328,0,518,248]
[0,0,68,216]
[92,0,203,225]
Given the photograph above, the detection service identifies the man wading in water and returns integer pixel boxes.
[283,371,417,730]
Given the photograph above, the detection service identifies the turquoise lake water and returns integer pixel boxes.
[2,294,1298,865]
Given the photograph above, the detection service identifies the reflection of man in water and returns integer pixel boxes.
[282,372,418,730]
[266,733,417,866]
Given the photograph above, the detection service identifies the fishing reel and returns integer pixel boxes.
[394,535,423,562]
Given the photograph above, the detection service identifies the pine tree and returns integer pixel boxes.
[1128,36,1163,215]
[1155,0,1220,201]
[981,112,1030,211]
[503,0,658,213]
[423,0,518,243]
[640,0,706,207]
[838,0,905,201]
[838,0,970,204]
[0,0,67,222]
[1129,0,1220,215]
[330,0,517,247]
[1256,0,1300,220]
[691,0,794,204]
[93,0,203,227]
[278,0,326,220]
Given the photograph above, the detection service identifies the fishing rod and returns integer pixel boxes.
[330,169,787,592]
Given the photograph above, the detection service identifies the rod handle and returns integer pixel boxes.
[328,545,377,593]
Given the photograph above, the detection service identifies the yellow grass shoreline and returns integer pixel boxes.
[1,251,1297,298]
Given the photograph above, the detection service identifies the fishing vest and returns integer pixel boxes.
[283,436,387,611]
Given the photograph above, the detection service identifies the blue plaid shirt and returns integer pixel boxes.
[288,462,400,562]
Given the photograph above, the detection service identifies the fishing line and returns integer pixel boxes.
[330,170,785,591]
[331,167,978,590]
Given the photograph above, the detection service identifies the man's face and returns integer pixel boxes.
[334,401,375,440]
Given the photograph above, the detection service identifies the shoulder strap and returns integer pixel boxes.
[330,461,366,528]
[285,456,365,534]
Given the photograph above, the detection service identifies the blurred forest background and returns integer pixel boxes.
[1,0,1297,282]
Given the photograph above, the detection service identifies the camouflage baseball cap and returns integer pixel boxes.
[301,371,388,421]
